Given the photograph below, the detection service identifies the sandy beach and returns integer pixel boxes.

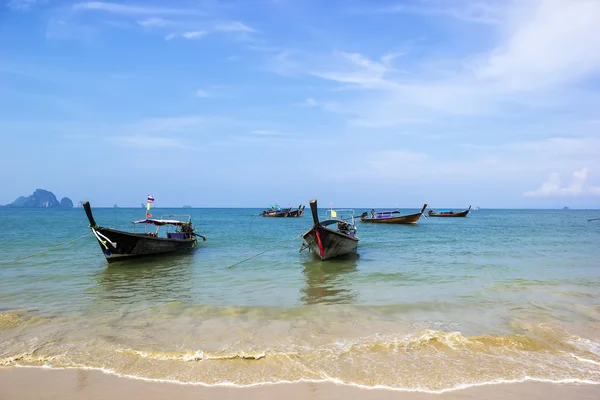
[1,368,599,400]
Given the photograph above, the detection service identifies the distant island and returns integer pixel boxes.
[2,189,73,209]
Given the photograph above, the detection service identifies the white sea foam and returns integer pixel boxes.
[9,365,600,394]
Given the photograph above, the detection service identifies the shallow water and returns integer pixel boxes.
[1,207,599,391]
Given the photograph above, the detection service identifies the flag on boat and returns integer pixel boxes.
[331,210,337,218]
[146,202,151,211]
[147,194,154,203]
[146,212,152,218]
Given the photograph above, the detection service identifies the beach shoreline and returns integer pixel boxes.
[1,367,599,400]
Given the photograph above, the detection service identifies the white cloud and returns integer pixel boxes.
[524,168,599,197]
[380,51,405,67]
[137,18,170,28]
[164,31,207,40]
[195,89,209,98]
[73,2,191,15]
[270,0,600,127]
[311,51,390,88]
[181,31,206,39]
[358,0,505,25]
[214,21,255,32]
[474,0,600,91]
[6,0,40,11]
[325,134,600,199]
[304,98,317,106]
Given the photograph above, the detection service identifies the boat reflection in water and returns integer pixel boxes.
[299,255,359,305]
[89,254,196,311]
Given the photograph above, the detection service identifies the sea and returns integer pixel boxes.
[1,207,599,392]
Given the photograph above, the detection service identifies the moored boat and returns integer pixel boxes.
[287,204,306,217]
[301,200,359,261]
[83,201,205,263]
[428,205,471,218]
[260,204,305,217]
[360,204,427,224]
[260,205,291,217]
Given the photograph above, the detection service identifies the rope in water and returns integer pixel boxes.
[226,233,304,269]
[0,232,92,266]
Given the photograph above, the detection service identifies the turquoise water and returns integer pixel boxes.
[1,208,599,391]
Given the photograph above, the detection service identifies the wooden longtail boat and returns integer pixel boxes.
[260,208,290,217]
[260,204,305,217]
[287,205,306,218]
[301,200,359,261]
[83,202,205,263]
[428,205,471,218]
[360,204,428,224]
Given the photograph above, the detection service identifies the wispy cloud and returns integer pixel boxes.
[214,21,255,32]
[6,0,41,11]
[473,0,600,91]
[73,2,194,16]
[326,135,600,198]
[181,31,206,39]
[358,0,504,25]
[137,18,171,28]
[164,31,207,40]
[524,168,599,197]
[195,89,209,98]
[270,0,600,128]
[67,3,255,44]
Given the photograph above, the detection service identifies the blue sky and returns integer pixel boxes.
[1,0,599,208]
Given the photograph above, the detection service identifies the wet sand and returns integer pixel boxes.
[1,368,599,400]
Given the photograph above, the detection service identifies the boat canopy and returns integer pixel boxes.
[133,218,188,226]
[375,210,401,215]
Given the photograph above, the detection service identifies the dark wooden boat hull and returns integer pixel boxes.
[361,213,421,224]
[261,210,290,217]
[91,227,196,263]
[287,208,305,217]
[428,206,471,218]
[302,226,358,261]
[361,204,427,224]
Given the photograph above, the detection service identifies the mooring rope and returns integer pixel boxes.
[226,233,304,269]
[0,232,92,266]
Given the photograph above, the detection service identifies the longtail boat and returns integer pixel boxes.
[287,204,306,218]
[260,204,305,217]
[83,202,205,263]
[260,204,290,217]
[360,204,427,224]
[428,205,471,218]
[301,200,359,261]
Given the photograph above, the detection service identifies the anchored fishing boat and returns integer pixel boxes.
[260,205,290,217]
[301,200,359,260]
[428,205,471,218]
[83,201,205,263]
[360,204,428,224]
[260,204,305,217]
[288,204,306,217]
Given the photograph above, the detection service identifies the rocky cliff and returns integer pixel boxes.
[3,189,74,208]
